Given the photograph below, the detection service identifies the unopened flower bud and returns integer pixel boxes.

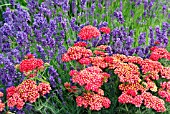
[15,64,20,69]
[44,63,50,67]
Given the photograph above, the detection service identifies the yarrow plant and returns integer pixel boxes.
[62,25,170,113]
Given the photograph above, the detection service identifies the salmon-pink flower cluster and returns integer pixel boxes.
[142,92,166,112]
[149,47,170,61]
[62,46,93,62]
[69,66,110,92]
[78,57,91,65]
[160,67,170,79]
[99,27,111,34]
[0,92,5,112]
[108,54,170,112]
[158,81,170,102]
[114,62,140,83]
[90,57,108,69]
[38,82,52,96]
[7,80,51,110]
[118,91,166,112]
[78,25,101,40]
[76,92,111,110]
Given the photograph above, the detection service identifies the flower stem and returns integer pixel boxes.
[88,109,91,114]
[125,104,129,112]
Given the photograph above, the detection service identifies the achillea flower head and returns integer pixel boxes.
[90,57,108,69]
[99,27,111,34]
[64,82,71,89]
[114,62,140,83]
[62,53,71,62]
[0,101,5,112]
[7,79,51,110]
[78,25,100,40]
[62,46,93,62]
[16,79,40,103]
[118,92,133,104]
[6,86,16,99]
[76,92,111,110]
[78,58,91,65]
[140,59,163,74]
[142,92,166,112]
[119,82,146,93]
[160,67,170,79]
[38,82,51,96]
[132,95,143,107]
[149,47,170,61]
[0,92,3,97]
[7,93,24,109]
[24,54,35,59]
[19,58,44,72]
[159,81,170,102]
[71,66,110,92]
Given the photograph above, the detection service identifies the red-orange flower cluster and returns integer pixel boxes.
[16,54,45,78]
[99,27,111,34]
[20,58,44,72]
[149,47,170,61]
[78,25,101,40]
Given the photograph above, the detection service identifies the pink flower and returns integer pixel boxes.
[20,58,44,72]
[78,58,91,65]
[71,66,110,92]
[38,82,51,96]
[99,27,111,34]
[78,25,100,40]
[118,92,133,104]
[62,53,71,62]
[126,89,137,97]
[76,92,110,110]
[132,95,143,107]
[6,86,16,99]
[0,92,3,97]
[0,102,5,112]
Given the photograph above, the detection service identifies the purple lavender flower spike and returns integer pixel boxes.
[81,0,87,9]
[149,27,155,46]
[138,32,146,45]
